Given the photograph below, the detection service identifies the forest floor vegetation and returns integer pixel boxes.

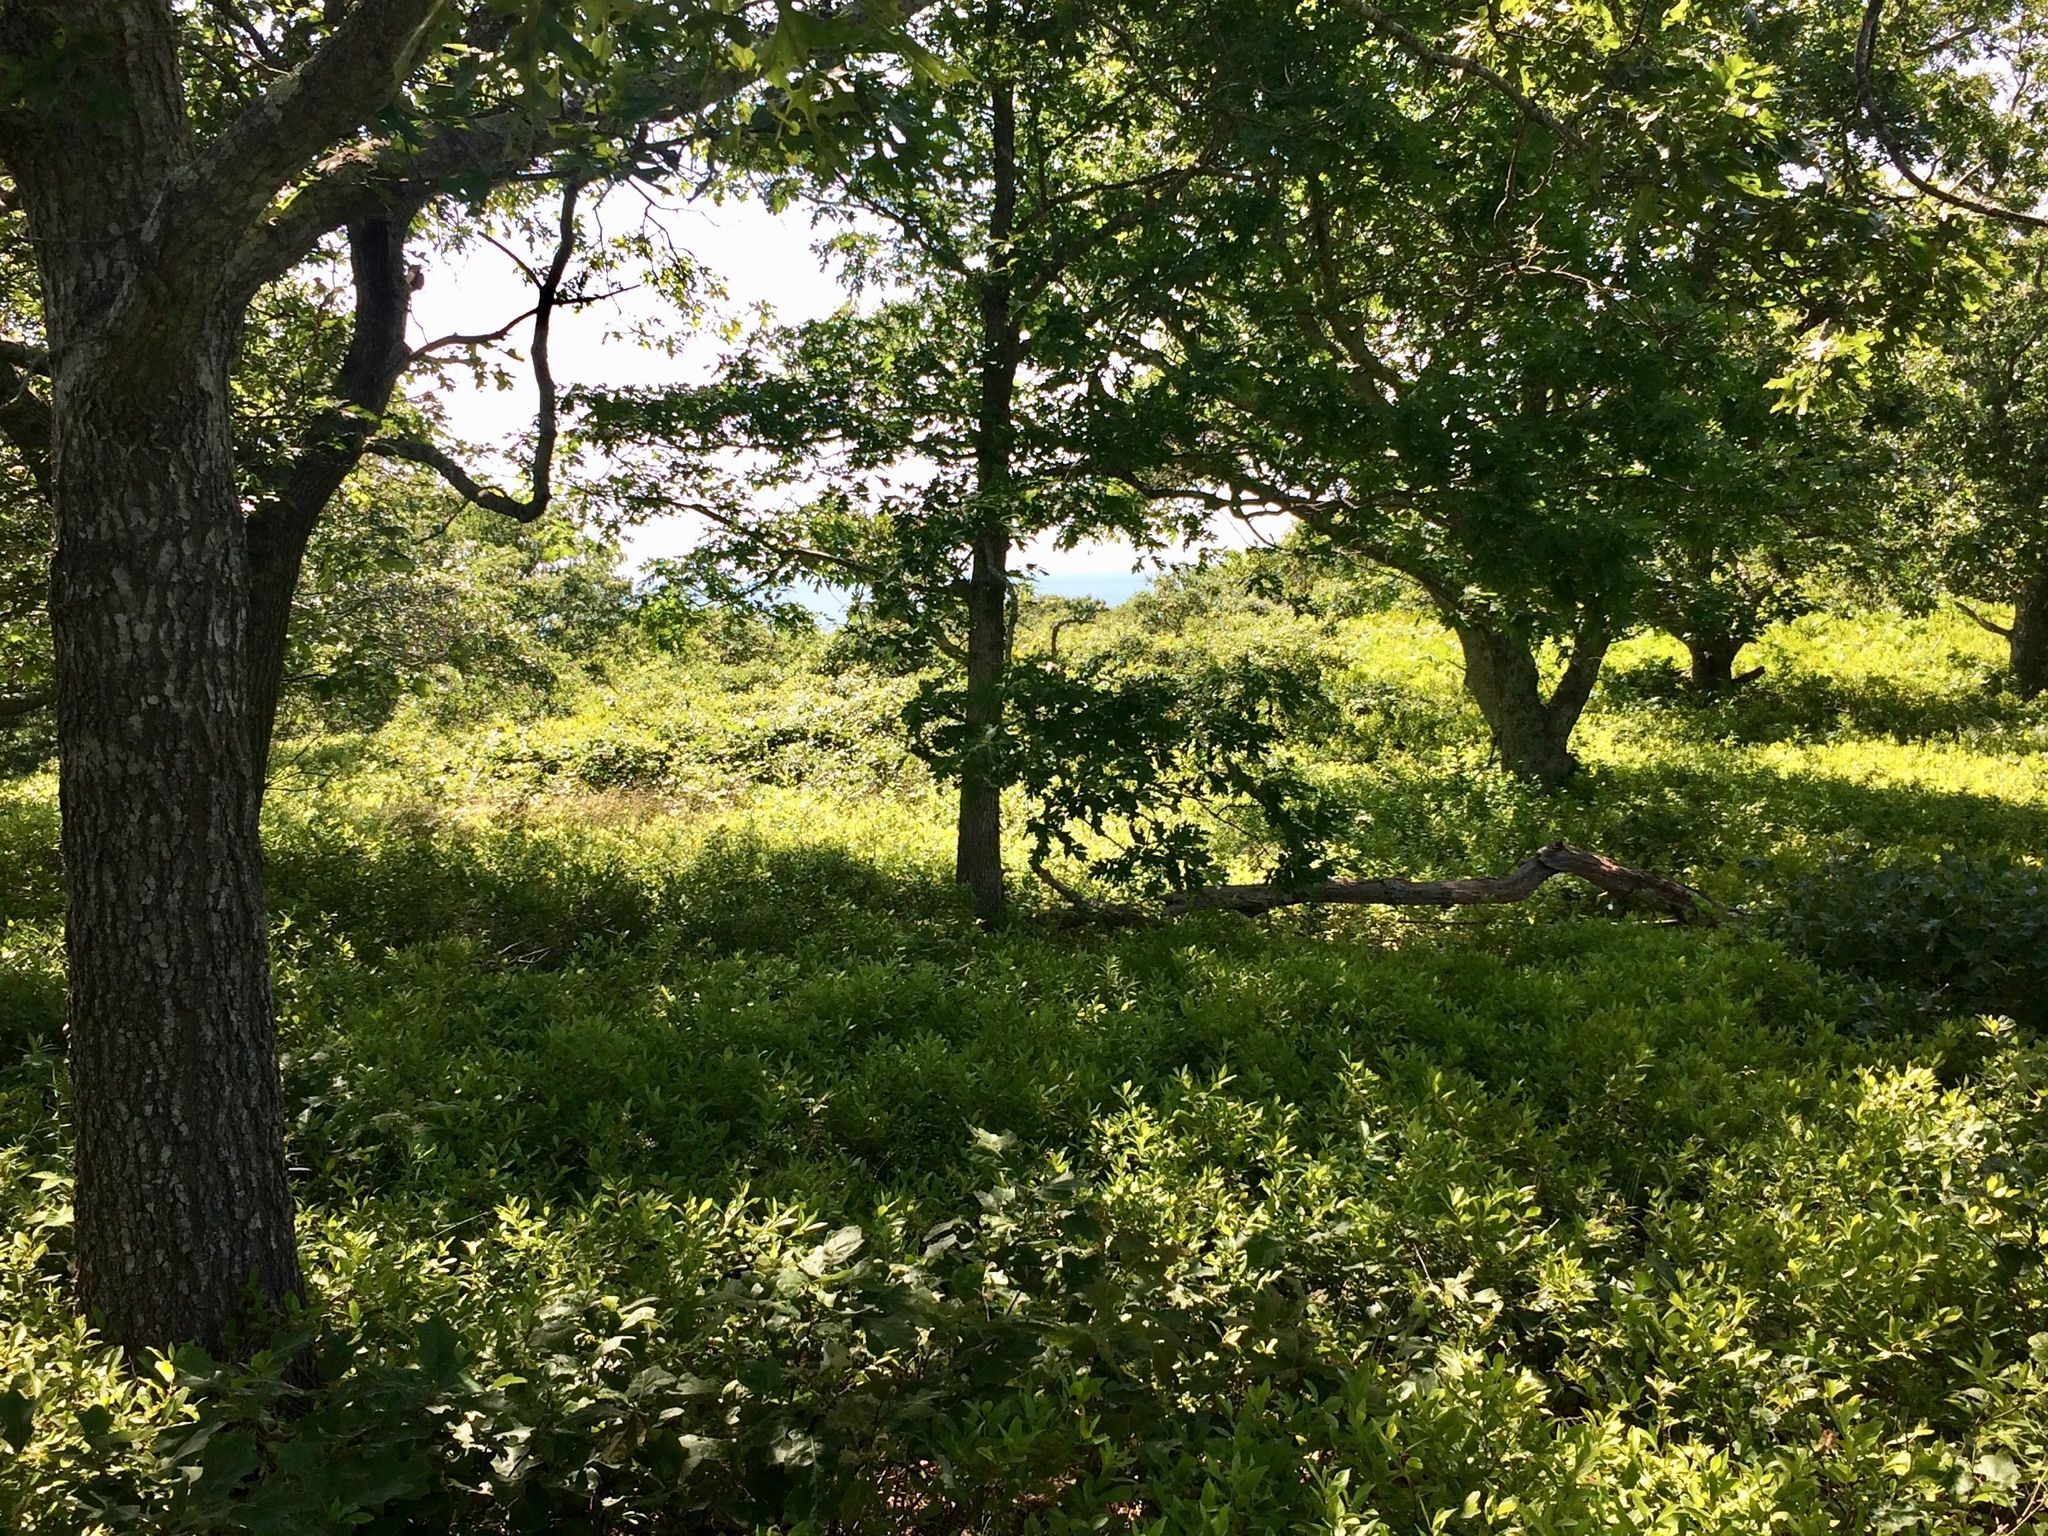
[2,600,2046,1533]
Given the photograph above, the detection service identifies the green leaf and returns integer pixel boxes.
[801,1224,865,1275]
[416,1316,463,1380]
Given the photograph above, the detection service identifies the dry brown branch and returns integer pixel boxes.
[1165,842,1714,923]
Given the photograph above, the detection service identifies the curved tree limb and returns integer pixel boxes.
[360,176,585,525]
[1957,599,2015,638]
[172,0,450,266]
[361,434,550,523]
[243,213,421,775]
[1855,0,2048,228]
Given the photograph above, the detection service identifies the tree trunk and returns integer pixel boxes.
[1683,632,1746,691]
[956,527,1010,923]
[955,70,1019,926]
[1452,617,1608,786]
[52,331,305,1360]
[4,3,303,1357]
[244,217,417,779]
[2010,569,2048,700]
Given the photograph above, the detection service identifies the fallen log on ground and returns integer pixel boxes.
[1037,843,1717,926]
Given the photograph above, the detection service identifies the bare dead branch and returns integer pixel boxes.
[1166,842,1715,923]
[1031,861,1148,925]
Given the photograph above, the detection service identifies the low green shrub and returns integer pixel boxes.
[1779,852,2048,1025]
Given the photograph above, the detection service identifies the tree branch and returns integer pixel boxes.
[1329,0,1587,149]
[0,337,47,374]
[0,687,52,724]
[169,0,452,273]
[0,342,50,494]
[1545,623,1611,719]
[359,176,583,524]
[1855,0,2048,228]
[242,213,420,772]
[360,434,548,522]
[521,177,582,518]
[225,0,944,304]
[1166,842,1714,923]
[1957,599,2015,638]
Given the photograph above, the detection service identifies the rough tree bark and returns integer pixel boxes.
[1450,616,1608,785]
[957,71,1021,925]
[9,44,301,1357]
[0,0,447,1358]
[0,0,917,1359]
[2009,569,2048,700]
[53,326,305,1361]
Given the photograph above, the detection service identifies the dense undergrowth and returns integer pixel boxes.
[3,600,2047,1532]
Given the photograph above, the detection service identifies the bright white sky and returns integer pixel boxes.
[407,188,1265,602]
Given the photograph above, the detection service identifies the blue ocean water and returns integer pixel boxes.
[791,569,1152,622]
[1033,571,1152,604]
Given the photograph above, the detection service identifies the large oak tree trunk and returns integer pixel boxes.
[5,1,306,1357]
[2009,569,2048,701]
[53,331,304,1358]
[1452,617,1608,786]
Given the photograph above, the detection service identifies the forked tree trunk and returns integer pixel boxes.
[1683,631,1750,691]
[2010,569,2048,701]
[1452,617,1609,786]
[955,72,1020,926]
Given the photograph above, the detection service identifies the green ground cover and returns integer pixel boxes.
[2,603,2045,1533]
